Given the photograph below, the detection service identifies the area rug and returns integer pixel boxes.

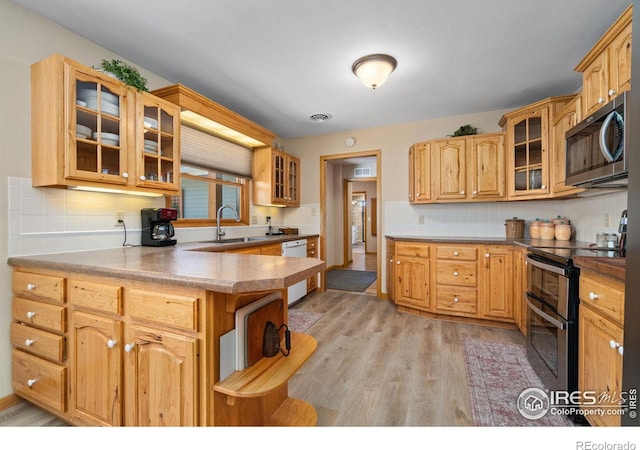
[325,269,376,292]
[463,337,572,426]
[288,310,324,333]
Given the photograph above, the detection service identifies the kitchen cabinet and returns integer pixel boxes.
[10,269,67,414]
[433,245,479,317]
[307,238,319,293]
[499,96,575,200]
[551,95,584,197]
[408,141,431,203]
[578,268,625,427]
[480,246,513,321]
[394,242,430,311]
[386,240,395,301]
[409,133,505,204]
[576,6,632,117]
[31,54,180,195]
[253,146,300,207]
[512,246,528,336]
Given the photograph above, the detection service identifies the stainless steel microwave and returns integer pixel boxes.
[565,92,628,188]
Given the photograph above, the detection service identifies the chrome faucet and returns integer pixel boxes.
[216,204,240,241]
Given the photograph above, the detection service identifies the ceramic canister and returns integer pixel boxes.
[529,219,542,239]
[554,222,571,241]
[539,222,556,240]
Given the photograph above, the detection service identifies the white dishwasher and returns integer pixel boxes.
[282,239,308,305]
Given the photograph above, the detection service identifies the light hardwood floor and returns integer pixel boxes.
[0,290,523,427]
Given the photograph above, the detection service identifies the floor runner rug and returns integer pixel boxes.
[463,337,572,426]
[288,310,324,333]
[325,269,376,292]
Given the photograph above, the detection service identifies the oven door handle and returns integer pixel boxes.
[526,255,568,276]
[526,297,566,331]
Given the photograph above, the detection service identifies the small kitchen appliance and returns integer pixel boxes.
[141,208,177,247]
[619,209,628,253]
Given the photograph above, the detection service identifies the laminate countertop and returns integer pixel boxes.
[7,236,324,294]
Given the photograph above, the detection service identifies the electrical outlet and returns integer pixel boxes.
[311,207,317,217]
[115,211,125,226]
[418,214,425,225]
[251,215,258,225]
[604,213,610,227]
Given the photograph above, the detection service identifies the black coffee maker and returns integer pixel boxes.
[141,208,177,247]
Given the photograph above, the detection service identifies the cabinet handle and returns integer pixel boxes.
[453,297,459,303]
[454,271,459,276]
[27,283,36,291]
[589,292,599,300]
[122,172,129,179]
[609,89,617,96]
[139,175,146,181]
[26,311,36,319]
[107,339,117,349]
[124,343,135,353]
[454,251,459,256]
[27,379,37,388]
[25,339,35,347]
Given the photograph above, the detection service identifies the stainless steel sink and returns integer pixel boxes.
[198,236,270,244]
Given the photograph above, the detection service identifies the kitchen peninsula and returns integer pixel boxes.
[8,243,325,426]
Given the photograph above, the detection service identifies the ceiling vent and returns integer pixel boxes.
[354,167,372,177]
[309,113,332,122]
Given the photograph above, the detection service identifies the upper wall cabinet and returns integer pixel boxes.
[551,95,585,197]
[575,5,632,117]
[499,96,575,200]
[31,54,180,195]
[252,146,300,207]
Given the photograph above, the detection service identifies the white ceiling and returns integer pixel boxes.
[13,0,631,139]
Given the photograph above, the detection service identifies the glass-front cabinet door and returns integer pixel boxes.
[135,93,180,192]
[65,63,129,185]
[286,154,300,206]
[272,149,286,204]
[509,108,549,197]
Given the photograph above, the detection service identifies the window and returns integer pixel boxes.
[168,164,249,227]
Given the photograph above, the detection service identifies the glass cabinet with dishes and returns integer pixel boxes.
[31,54,180,195]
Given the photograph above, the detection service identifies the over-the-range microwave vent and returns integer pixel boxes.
[354,167,372,177]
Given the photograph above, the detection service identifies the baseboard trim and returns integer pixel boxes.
[0,393,21,412]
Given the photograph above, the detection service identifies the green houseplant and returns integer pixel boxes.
[98,59,149,92]
[448,124,478,137]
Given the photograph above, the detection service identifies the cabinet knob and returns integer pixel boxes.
[122,172,129,179]
[397,261,400,265]
[25,339,35,347]
[609,340,620,349]
[27,379,37,388]
[124,343,135,353]
[453,297,459,303]
[589,292,599,300]
[416,194,420,198]
[310,251,315,256]
[473,190,477,195]
[389,258,393,263]
[609,89,617,96]
[541,184,546,189]
[460,190,465,195]
[107,339,117,349]
[485,253,490,258]
[139,175,146,181]
[619,346,624,356]
[454,271,459,276]
[598,97,605,104]
[26,311,36,319]
[454,251,459,256]
[26,283,36,290]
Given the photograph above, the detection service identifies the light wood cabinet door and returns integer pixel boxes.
[123,325,198,426]
[551,96,584,196]
[481,246,513,321]
[609,22,632,98]
[69,310,123,426]
[395,256,429,311]
[386,240,395,301]
[581,52,610,117]
[252,146,301,207]
[286,153,301,207]
[408,142,431,203]
[433,139,466,201]
[579,304,624,427]
[469,134,505,200]
[512,247,527,335]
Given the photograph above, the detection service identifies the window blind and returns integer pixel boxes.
[180,125,253,178]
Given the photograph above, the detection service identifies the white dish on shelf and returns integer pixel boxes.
[144,148,158,155]
[144,139,158,151]
[92,132,120,146]
[76,100,87,108]
[77,89,119,105]
[84,100,120,117]
[76,124,92,139]
[143,117,158,129]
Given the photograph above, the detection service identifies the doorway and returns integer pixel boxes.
[319,150,381,297]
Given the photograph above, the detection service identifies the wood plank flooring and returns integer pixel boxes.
[0,290,524,427]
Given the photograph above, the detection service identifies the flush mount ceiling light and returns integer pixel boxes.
[351,54,397,90]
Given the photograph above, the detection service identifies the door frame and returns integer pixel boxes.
[319,150,382,297]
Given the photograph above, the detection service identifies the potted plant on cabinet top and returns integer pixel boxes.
[98,59,149,92]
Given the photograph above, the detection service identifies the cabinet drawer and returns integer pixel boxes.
[13,297,66,333]
[580,276,624,324]
[13,271,65,303]
[435,246,477,260]
[128,289,199,330]
[435,261,477,287]
[12,349,66,413]
[11,322,65,363]
[69,279,122,314]
[435,286,478,314]
[396,242,429,258]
